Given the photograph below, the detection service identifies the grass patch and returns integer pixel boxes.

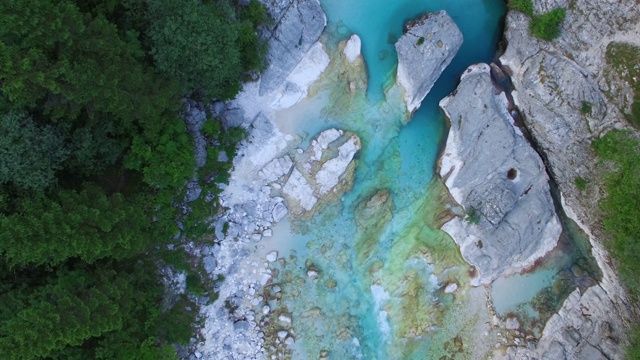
[530,8,566,41]
[594,130,640,357]
[593,130,640,297]
[574,176,588,191]
[605,42,640,128]
[508,0,534,17]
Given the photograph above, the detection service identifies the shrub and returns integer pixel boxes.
[581,101,593,115]
[465,207,481,224]
[530,8,566,41]
[509,0,534,17]
[574,176,588,190]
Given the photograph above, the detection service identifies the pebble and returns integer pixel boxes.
[266,251,278,262]
[277,331,288,339]
[262,305,270,315]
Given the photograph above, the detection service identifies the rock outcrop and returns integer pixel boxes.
[495,2,640,358]
[259,0,327,95]
[395,11,463,113]
[439,64,561,285]
[281,129,361,216]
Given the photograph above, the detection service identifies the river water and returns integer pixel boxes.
[256,1,598,358]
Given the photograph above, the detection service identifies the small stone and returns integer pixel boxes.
[279,314,292,326]
[272,203,289,222]
[444,283,458,293]
[505,316,520,330]
[263,229,273,237]
[234,320,250,331]
[285,336,295,346]
[251,234,262,242]
[194,351,202,358]
[277,331,288,339]
[266,251,278,262]
[262,305,270,315]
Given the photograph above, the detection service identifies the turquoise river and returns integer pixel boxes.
[257,0,600,359]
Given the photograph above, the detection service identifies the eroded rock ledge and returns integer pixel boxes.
[438,63,561,285]
[395,11,463,113]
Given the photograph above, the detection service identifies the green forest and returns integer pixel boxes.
[0,0,267,358]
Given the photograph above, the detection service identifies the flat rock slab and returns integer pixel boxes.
[438,63,561,285]
[395,11,463,113]
[281,129,361,216]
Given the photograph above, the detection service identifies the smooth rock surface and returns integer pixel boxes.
[395,11,463,113]
[439,64,561,285]
[259,0,327,95]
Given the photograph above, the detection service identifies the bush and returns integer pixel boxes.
[530,8,566,41]
[509,0,534,17]
[581,101,593,115]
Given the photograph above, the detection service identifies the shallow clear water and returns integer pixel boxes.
[263,1,513,358]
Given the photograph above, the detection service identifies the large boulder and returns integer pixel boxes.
[395,11,463,113]
[438,63,561,285]
[259,0,327,95]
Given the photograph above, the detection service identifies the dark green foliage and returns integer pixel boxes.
[574,176,588,191]
[416,37,425,46]
[593,131,640,299]
[508,0,534,17]
[186,273,207,296]
[628,326,640,359]
[0,109,69,192]
[530,8,566,41]
[0,0,264,357]
[581,101,593,115]
[605,42,640,128]
[147,0,266,100]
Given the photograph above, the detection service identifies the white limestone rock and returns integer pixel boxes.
[395,11,463,113]
[343,34,362,63]
[281,129,361,216]
[438,64,561,285]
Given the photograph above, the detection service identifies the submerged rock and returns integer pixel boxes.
[438,64,561,285]
[395,11,463,113]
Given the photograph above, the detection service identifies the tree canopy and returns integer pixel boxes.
[0,0,266,358]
